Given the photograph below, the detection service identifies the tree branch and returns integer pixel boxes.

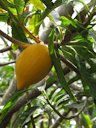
[0,61,15,66]
[51,110,71,128]
[0,76,17,105]
[30,114,36,128]
[65,98,87,119]
[0,29,30,48]
[0,46,12,53]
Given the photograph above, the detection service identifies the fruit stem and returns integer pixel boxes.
[0,29,30,48]
[18,22,40,44]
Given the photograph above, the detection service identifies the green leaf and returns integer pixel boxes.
[88,59,96,74]
[0,66,14,79]
[12,106,39,128]
[48,88,58,100]
[51,88,65,102]
[28,11,41,35]
[0,12,9,22]
[14,0,25,14]
[12,22,28,43]
[79,0,90,12]
[61,45,78,66]
[1,0,15,9]
[0,89,29,123]
[29,0,45,10]
[72,35,93,51]
[52,89,65,103]
[60,16,71,27]
[61,37,96,68]
[73,45,95,60]
[77,58,96,100]
[81,113,92,128]
[48,29,76,101]
[60,16,78,28]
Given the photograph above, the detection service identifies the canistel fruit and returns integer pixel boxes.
[16,43,52,90]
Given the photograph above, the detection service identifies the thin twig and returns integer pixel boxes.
[0,36,17,59]
[22,114,42,127]
[51,109,71,128]
[0,46,12,53]
[46,98,64,118]
[30,114,36,128]
[66,99,87,119]
[46,97,87,120]
[0,61,16,66]
[0,29,30,48]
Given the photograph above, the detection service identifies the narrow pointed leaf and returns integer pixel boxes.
[48,30,76,101]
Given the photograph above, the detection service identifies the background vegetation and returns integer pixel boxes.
[0,0,96,128]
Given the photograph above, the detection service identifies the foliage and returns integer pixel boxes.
[0,0,96,128]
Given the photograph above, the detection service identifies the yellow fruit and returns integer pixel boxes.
[16,43,52,90]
